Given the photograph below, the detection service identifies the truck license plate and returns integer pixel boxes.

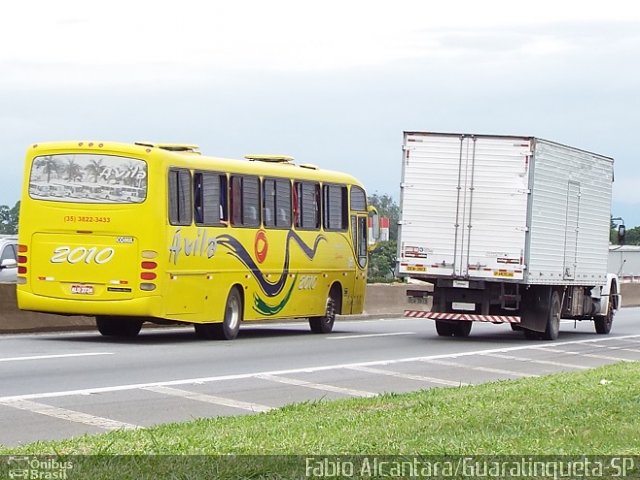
[71,285,94,295]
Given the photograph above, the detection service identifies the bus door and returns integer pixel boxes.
[350,214,368,313]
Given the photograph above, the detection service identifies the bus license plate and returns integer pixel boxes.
[71,285,94,295]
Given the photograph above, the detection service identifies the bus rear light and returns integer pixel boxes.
[141,261,157,270]
[142,250,158,259]
[140,283,156,291]
[16,277,27,285]
[18,266,27,275]
[18,255,27,264]
[141,272,157,280]
[18,244,28,253]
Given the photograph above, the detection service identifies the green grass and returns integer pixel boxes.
[1,362,639,478]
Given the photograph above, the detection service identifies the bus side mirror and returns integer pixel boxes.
[368,206,380,252]
[618,224,626,245]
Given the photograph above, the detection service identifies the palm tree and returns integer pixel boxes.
[35,155,60,182]
[84,158,104,183]
[65,159,82,182]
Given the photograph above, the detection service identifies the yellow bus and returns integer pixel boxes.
[17,141,377,339]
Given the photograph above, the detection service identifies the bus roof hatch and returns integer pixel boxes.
[135,142,201,154]
[244,154,294,164]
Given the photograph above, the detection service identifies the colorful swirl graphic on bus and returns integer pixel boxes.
[217,231,326,316]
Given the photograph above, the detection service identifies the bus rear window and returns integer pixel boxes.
[29,154,147,204]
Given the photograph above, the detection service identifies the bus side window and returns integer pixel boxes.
[350,186,367,211]
[194,171,227,226]
[168,168,192,226]
[231,175,260,227]
[323,184,348,231]
[294,181,320,230]
[264,178,292,229]
[275,179,292,228]
[194,173,204,224]
[263,179,276,228]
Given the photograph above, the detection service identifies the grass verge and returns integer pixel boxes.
[1,362,639,478]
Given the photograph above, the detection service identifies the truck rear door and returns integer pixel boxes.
[398,133,530,281]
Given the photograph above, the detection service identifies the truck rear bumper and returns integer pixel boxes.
[404,310,521,324]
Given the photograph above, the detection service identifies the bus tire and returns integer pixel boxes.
[309,290,338,334]
[195,287,242,340]
[96,316,143,338]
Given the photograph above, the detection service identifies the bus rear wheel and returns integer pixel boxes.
[195,288,242,340]
[96,316,143,338]
[309,290,337,334]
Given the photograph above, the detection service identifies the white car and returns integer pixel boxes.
[0,235,18,283]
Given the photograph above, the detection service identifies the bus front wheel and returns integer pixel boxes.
[309,290,338,334]
[96,316,143,338]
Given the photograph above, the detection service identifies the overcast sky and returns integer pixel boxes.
[2,1,639,225]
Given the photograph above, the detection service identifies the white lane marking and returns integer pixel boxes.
[533,346,634,362]
[422,359,539,378]
[328,332,415,340]
[256,374,376,398]
[0,399,139,431]
[142,385,272,413]
[2,334,639,403]
[588,343,640,354]
[346,365,468,386]
[0,352,113,363]
[479,353,590,370]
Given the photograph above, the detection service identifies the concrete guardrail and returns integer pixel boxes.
[1,282,637,334]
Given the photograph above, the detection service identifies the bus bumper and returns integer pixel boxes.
[16,290,163,318]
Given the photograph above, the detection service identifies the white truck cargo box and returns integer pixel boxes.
[397,132,613,287]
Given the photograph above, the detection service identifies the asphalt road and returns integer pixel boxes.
[1,309,640,447]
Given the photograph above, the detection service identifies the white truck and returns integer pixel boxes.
[397,131,621,339]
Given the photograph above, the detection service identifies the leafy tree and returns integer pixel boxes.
[623,226,640,245]
[368,192,399,241]
[367,193,400,282]
[0,201,20,234]
[368,240,397,282]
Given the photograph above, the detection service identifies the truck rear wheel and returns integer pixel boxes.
[435,320,472,338]
[541,291,561,340]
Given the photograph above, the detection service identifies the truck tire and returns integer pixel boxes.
[594,293,615,334]
[435,320,472,338]
[541,290,561,340]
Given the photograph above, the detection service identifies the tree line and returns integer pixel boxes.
[0,201,19,234]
